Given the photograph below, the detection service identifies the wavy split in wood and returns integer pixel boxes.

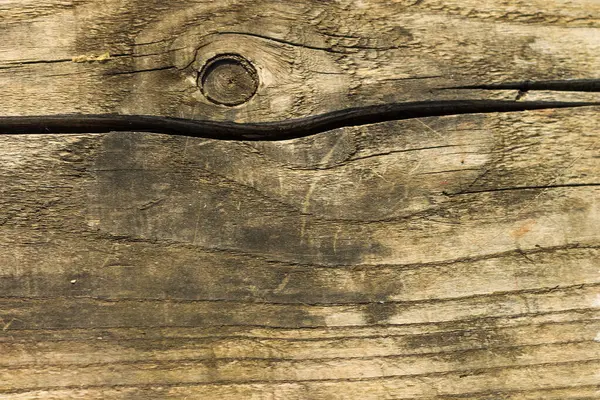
[0,100,597,140]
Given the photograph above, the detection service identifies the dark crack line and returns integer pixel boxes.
[0,100,598,141]
[0,58,73,66]
[445,78,600,93]
[217,31,384,54]
[104,65,176,76]
[0,53,133,68]
[448,182,600,196]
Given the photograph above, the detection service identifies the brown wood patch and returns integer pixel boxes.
[1,0,599,398]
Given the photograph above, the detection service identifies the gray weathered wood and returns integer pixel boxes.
[0,0,599,398]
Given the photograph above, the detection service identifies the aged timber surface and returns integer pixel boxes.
[1,1,600,399]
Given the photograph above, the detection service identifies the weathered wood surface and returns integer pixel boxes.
[1,0,600,399]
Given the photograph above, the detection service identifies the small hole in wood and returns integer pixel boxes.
[198,54,258,106]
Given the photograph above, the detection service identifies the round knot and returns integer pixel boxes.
[198,54,258,106]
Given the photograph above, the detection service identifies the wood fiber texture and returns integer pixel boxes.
[1,0,599,399]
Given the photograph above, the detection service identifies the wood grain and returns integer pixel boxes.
[1,0,599,121]
[1,0,599,399]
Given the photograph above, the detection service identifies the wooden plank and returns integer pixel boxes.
[1,0,599,120]
[1,0,599,398]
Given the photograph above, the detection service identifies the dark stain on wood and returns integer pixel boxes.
[1,0,599,398]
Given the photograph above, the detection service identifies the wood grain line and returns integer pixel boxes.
[0,281,597,306]
[2,359,599,394]
[1,310,597,337]
[1,338,596,369]
[6,384,600,400]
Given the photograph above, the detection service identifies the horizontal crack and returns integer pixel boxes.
[0,100,598,141]
[446,78,600,92]
[448,183,600,196]
[216,31,406,53]
[0,53,133,68]
[104,65,176,76]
